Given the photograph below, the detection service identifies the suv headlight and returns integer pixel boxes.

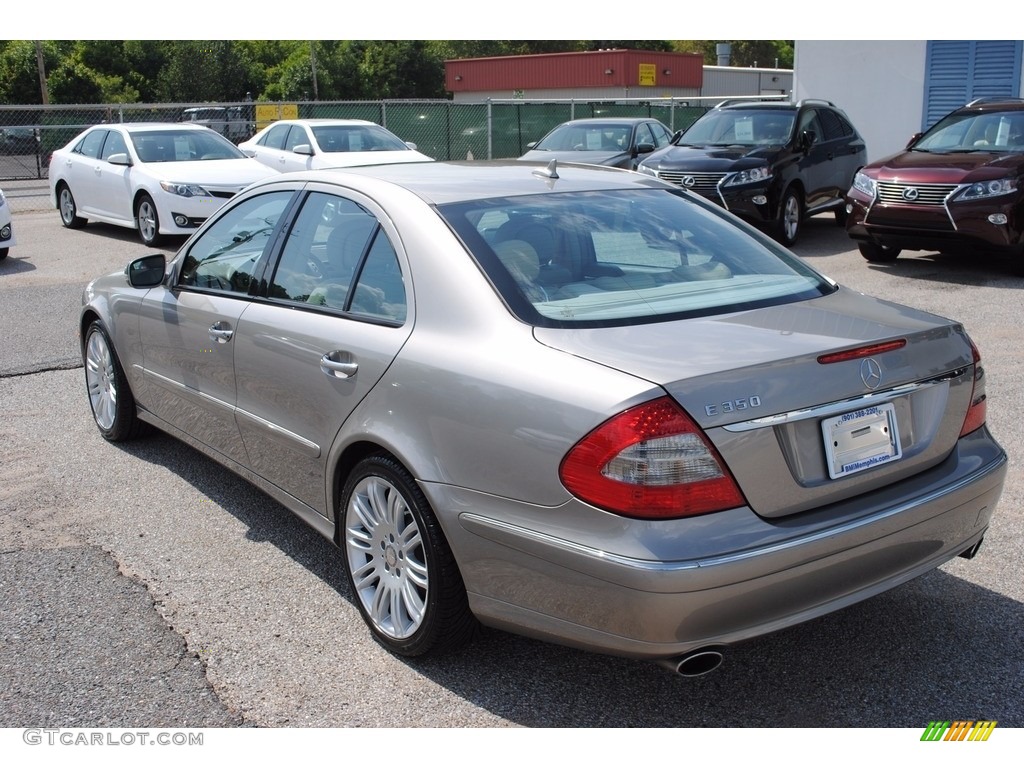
[852,171,877,198]
[955,178,1017,201]
[722,165,771,187]
[159,181,211,198]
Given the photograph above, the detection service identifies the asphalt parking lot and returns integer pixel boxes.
[1,201,1022,729]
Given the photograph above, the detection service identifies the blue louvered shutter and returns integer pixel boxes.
[922,41,1021,129]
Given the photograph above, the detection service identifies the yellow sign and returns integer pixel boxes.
[638,63,656,87]
[255,103,299,130]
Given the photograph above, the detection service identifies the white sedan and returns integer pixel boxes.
[238,119,433,173]
[49,123,277,246]
[0,186,15,261]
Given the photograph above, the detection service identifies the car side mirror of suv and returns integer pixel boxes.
[126,254,166,288]
[633,142,656,157]
[906,132,923,150]
[800,130,817,151]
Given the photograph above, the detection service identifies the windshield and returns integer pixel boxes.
[914,110,1024,152]
[310,124,410,153]
[441,188,833,328]
[534,123,632,152]
[130,130,246,162]
[679,109,795,147]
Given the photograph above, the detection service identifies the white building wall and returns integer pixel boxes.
[793,41,927,162]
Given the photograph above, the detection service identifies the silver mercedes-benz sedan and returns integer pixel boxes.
[80,160,1006,676]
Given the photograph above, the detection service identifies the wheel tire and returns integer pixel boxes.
[0,247,8,261]
[83,320,148,442]
[136,194,164,247]
[341,454,477,658]
[773,188,803,247]
[834,205,848,227]
[858,241,901,263]
[58,184,86,229]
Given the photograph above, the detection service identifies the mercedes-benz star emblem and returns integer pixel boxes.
[861,358,883,390]
[682,176,696,188]
[902,187,919,201]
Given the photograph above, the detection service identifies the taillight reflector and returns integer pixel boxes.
[559,397,746,519]
[960,338,987,437]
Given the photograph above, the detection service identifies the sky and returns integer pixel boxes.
[8,3,1015,42]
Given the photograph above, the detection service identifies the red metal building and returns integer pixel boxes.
[445,49,705,100]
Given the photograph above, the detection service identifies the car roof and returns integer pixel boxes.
[105,122,219,133]
[261,159,673,205]
[271,119,377,126]
[960,97,1024,112]
[556,117,661,125]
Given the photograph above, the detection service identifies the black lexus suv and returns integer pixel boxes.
[637,99,867,246]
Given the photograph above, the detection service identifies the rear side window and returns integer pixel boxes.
[441,189,833,328]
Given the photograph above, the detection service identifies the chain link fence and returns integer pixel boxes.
[1,96,775,212]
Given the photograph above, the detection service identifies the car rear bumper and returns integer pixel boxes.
[433,426,1006,660]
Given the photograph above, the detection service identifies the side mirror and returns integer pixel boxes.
[906,132,923,150]
[241,147,256,158]
[404,141,418,150]
[292,143,314,156]
[634,142,656,156]
[106,153,132,166]
[670,129,684,143]
[526,141,538,150]
[126,254,166,288]
[800,130,817,151]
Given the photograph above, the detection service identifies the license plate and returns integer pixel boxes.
[821,403,902,480]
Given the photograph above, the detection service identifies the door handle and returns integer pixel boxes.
[320,353,358,379]
[208,323,234,343]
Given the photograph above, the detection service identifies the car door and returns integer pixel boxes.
[136,190,296,465]
[279,125,314,172]
[794,108,834,210]
[93,129,134,223]
[247,123,291,171]
[61,129,107,218]
[232,189,413,516]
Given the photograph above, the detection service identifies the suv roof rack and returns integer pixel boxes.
[795,98,836,108]
[965,96,1024,107]
[714,97,793,109]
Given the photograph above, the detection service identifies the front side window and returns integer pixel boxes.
[74,130,106,159]
[101,131,129,161]
[269,192,406,323]
[441,189,833,328]
[178,191,293,294]
[258,123,291,150]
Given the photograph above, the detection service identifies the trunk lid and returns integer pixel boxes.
[535,287,976,518]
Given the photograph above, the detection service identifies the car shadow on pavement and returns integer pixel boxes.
[108,430,1023,729]
[0,255,37,275]
[864,250,1024,286]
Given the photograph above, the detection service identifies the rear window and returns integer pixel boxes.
[440,188,834,328]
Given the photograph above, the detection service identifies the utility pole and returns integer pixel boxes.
[309,42,319,101]
[34,41,49,105]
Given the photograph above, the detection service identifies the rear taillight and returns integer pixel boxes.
[559,397,746,519]
[960,338,987,437]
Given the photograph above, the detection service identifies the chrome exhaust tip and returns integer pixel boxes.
[656,648,724,677]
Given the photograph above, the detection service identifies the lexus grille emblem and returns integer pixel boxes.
[682,176,696,188]
[902,187,919,201]
[861,358,883,390]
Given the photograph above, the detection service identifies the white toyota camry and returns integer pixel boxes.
[49,123,277,246]
[239,119,433,173]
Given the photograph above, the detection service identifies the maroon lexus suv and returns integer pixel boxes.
[845,97,1024,268]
